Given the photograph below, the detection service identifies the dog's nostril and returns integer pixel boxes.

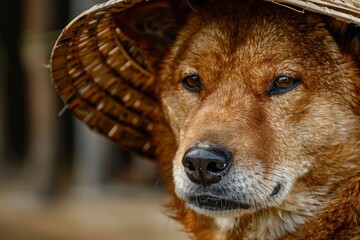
[207,161,226,173]
[184,160,196,171]
[182,142,232,187]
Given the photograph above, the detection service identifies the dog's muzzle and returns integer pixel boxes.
[182,142,232,187]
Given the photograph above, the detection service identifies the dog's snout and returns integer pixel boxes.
[182,142,232,186]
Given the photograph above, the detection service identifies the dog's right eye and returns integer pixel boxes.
[267,76,301,96]
[182,75,202,92]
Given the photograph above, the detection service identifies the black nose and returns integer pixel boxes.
[182,142,232,187]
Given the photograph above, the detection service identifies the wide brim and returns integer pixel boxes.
[50,0,360,159]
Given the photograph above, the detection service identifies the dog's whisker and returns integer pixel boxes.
[256,181,281,208]
[300,177,318,207]
[261,172,295,186]
[262,166,297,178]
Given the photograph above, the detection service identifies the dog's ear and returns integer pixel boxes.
[114,0,190,71]
[327,19,360,65]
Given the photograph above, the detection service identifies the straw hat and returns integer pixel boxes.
[50,0,360,160]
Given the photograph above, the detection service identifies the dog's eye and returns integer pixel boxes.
[268,76,301,96]
[182,75,202,92]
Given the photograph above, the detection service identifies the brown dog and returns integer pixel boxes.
[113,0,359,239]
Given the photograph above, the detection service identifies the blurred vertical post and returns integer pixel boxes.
[22,0,60,193]
[0,0,27,165]
[0,34,5,161]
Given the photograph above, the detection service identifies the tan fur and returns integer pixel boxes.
[115,0,360,239]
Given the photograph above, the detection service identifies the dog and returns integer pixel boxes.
[115,0,360,239]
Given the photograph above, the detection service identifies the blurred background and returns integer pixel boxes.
[0,0,186,239]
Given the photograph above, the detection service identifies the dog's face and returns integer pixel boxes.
[158,1,360,217]
[116,0,360,218]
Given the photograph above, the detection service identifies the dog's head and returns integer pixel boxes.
[116,0,360,217]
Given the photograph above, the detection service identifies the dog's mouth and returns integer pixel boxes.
[188,195,251,211]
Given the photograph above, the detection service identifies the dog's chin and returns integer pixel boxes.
[185,195,254,217]
[175,181,290,217]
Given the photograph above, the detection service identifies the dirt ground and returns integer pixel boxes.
[0,183,187,240]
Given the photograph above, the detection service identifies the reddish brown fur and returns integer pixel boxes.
[116,0,360,239]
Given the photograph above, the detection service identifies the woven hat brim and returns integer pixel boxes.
[51,0,162,158]
[50,0,360,160]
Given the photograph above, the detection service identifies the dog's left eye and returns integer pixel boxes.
[182,75,202,92]
[268,76,301,96]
